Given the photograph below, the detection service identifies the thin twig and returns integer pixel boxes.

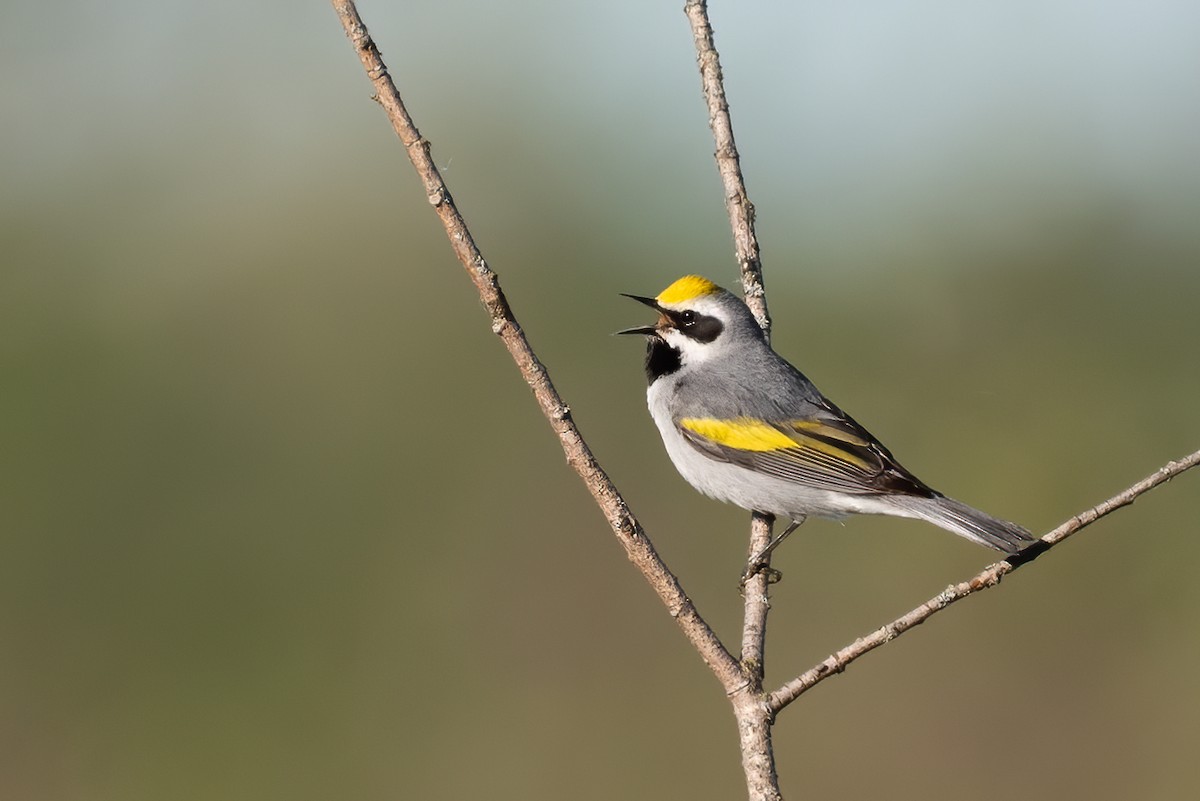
[685,0,770,334]
[685,0,776,679]
[739,513,774,676]
[767,448,1200,714]
[331,6,1197,800]
[329,0,743,691]
[685,3,782,799]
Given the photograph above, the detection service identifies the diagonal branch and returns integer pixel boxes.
[329,1,743,691]
[767,447,1200,714]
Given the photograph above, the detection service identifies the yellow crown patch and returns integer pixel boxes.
[656,275,722,305]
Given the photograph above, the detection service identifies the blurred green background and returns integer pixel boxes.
[3,1,1199,799]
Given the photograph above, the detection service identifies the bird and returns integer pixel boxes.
[617,275,1035,573]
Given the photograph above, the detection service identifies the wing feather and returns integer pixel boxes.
[677,416,935,497]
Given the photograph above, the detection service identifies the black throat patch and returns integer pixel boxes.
[645,337,681,383]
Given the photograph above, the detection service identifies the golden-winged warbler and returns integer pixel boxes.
[618,275,1034,562]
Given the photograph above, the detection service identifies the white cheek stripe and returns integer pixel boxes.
[661,330,716,363]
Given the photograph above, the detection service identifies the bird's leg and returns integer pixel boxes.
[752,518,804,565]
[740,517,804,586]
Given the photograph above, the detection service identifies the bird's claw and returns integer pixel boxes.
[739,561,783,590]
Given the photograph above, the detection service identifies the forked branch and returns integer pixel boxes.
[330,4,1198,800]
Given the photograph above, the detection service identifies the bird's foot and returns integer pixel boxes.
[739,561,783,590]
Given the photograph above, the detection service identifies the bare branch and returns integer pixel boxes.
[332,6,1196,800]
[739,513,774,676]
[685,0,777,678]
[328,0,744,691]
[686,3,782,798]
[767,448,1200,714]
[684,0,771,335]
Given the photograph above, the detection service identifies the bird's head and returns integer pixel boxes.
[618,275,762,381]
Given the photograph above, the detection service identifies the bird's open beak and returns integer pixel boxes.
[616,293,665,336]
[621,293,661,310]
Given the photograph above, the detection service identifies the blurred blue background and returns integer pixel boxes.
[3,1,1199,799]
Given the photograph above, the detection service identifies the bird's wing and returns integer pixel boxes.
[676,412,935,497]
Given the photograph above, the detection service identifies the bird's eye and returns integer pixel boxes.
[679,310,696,326]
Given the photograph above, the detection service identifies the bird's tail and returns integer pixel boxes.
[898,495,1035,554]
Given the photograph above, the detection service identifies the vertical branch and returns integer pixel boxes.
[685,2,782,800]
[684,0,771,335]
[685,0,778,669]
[735,534,782,799]
[685,0,777,675]
[738,514,774,674]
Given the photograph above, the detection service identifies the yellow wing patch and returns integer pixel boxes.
[679,417,799,452]
[656,275,722,305]
[790,419,870,448]
[680,417,875,469]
